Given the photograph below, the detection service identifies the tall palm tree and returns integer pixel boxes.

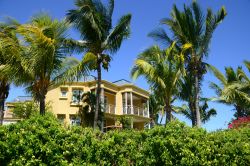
[177,75,196,125]
[210,64,250,118]
[66,0,131,129]
[148,93,164,126]
[1,13,82,115]
[0,21,20,125]
[131,43,185,125]
[149,1,226,127]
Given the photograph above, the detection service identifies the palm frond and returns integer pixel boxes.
[148,28,174,47]
[53,57,89,85]
[66,0,102,42]
[209,82,222,96]
[63,39,89,54]
[104,14,131,54]
[244,60,250,73]
[208,65,227,85]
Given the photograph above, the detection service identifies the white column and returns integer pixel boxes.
[130,92,133,115]
[114,93,116,114]
[131,118,133,129]
[147,99,149,118]
[125,92,127,114]
[101,88,104,112]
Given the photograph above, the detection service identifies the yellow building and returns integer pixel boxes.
[46,79,150,130]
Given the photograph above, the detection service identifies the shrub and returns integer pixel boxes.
[0,115,249,165]
[12,101,39,119]
[228,116,250,129]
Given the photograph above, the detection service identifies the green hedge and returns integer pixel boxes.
[0,114,249,165]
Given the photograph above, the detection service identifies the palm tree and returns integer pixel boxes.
[131,43,185,125]
[66,0,131,129]
[149,1,226,127]
[148,93,164,126]
[210,64,250,118]
[78,91,97,127]
[1,13,83,115]
[176,100,217,126]
[0,21,20,125]
[177,75,196,126]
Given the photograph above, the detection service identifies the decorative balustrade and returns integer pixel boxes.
[104,104,149,118]
[123,105,149,118]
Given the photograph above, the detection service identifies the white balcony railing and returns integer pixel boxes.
[123,105,149,118]
[104,104,149,118]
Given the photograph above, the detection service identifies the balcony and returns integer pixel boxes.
[123,105,149,118]
[102,104,149,118]
[122,92,149,118]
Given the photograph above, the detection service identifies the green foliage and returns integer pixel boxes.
[12,101,52,119]
[0,115,249,165]
[131,43,185,123]
[78,92,96,127]
[119,116,132,129]
[149,1,226,127]
[209,63,250,118]
[12,101,39,119]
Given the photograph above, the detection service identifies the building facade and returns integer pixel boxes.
[46,79,150,130]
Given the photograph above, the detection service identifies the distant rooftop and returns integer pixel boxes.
[112,79,132,86]
[74,76,133,86]
[74,75,97,82]
[13,96,32,102]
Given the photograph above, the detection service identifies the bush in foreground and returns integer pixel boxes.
[0,114,249,165]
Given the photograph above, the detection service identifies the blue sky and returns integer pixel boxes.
[1,0,249,131]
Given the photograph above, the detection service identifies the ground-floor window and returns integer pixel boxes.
[70,114,80,126]
[57,114,66,123]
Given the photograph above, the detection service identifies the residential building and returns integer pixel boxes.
[3,96,33,125]
[46,79,150,130]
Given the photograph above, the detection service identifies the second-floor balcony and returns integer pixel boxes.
[123,105,149,118]
[103,104,149,118]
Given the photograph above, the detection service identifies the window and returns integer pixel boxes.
[57,114,66,123]
[60,88,68,98]
[70,114,80,126]
[72,89,83,104]
[61,90,67,97]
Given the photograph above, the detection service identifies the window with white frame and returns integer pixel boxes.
[61,90,67,97]
[72,89,83,104]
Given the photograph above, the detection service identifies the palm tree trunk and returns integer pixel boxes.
[0,99,4,125]
[94,56,102,130]
[0,81,9,125]
[165,105,172,127]
[39,95,46,115]
[191,113,196,127]
[189,103,196,127]
[194,73,201,127]
[160,113,164,124]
